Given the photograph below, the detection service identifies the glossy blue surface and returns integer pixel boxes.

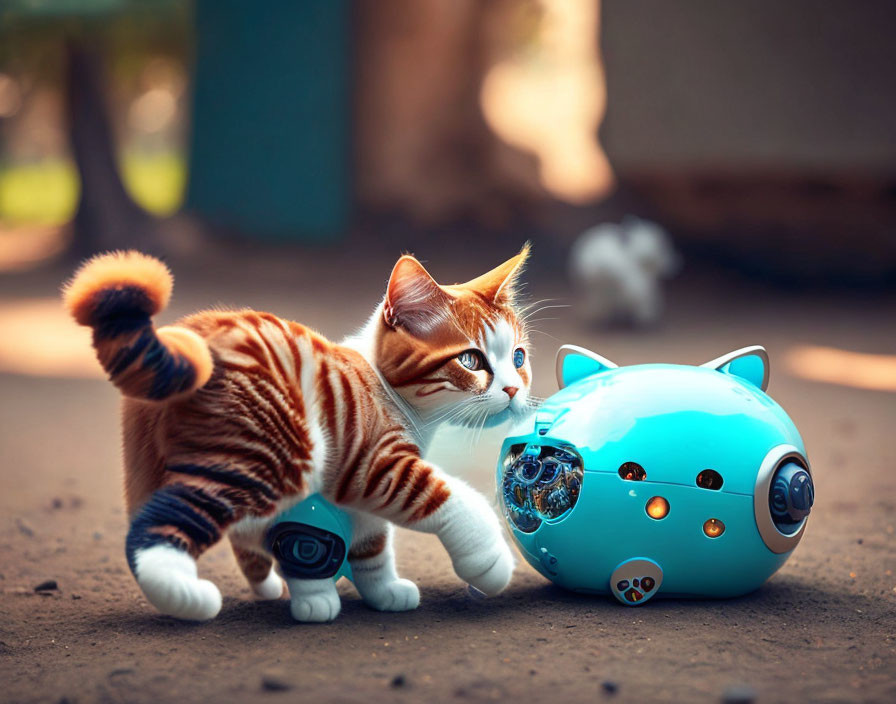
[498,353,811,602]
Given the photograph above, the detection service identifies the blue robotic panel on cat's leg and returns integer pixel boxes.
[265,494,353,583]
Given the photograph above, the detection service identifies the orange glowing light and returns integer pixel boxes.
[646,496,669,520]
[703,518,725,538]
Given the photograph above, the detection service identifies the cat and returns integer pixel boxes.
[62,247,532,622]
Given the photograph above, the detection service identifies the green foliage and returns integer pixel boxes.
[0,151,185,224]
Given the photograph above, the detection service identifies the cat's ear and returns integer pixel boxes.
[702,345,770,391]
[462,243,530,305]
[556,344,618,388]
[384,255,451,335]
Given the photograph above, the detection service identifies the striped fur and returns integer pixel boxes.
[63,248,531,621]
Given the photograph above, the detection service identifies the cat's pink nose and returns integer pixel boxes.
[503,386,519,399]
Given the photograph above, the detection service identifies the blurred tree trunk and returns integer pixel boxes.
[354,0,545,227]
[66,41,157,258]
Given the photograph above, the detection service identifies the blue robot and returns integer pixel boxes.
[497,345,814,605]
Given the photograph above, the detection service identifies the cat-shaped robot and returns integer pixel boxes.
[497,345,814,605]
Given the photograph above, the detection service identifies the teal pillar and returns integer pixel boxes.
[186,0,350,241]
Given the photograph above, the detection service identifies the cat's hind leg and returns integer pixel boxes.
[231,542,283,600]
[348,515,419,612]
[126,477,255,621]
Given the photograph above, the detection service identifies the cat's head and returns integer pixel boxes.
[374,246,532,425]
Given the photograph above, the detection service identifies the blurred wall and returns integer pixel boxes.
[601,0,896,171]
[599,0,896,282]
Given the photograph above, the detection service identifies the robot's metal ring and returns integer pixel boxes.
[753,444,811,554]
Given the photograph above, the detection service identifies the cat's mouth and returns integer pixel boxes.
[479,402,536,429]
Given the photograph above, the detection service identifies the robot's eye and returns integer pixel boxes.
[618,462,646,481]
[502,444,584,533]
[755,449,814,553]
[696,469,724,490]
[769,461,814,533]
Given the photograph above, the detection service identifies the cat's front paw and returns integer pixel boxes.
[360,578,420,612]
[456,541,515,597]
[466,542,515,597]
[287,579,341,623]
[289,592,341,623]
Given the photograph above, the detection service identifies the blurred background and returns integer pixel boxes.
[1,3,895,701]
[2,0,895,271]
[1,0,895,454]
[1,0,894,409]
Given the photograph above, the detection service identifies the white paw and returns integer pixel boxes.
[458,541,515,597]
[360,578,421,612]
[134,544,222,621]
[251,568,284,600]
[288,583,341,623]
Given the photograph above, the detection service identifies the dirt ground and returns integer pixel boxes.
[1,245,894,703]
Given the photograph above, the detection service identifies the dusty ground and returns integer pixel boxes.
[1,244,894,703]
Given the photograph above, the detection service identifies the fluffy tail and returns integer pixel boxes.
[62,251,213,400]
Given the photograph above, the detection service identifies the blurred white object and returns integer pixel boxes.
[569,217,680,326]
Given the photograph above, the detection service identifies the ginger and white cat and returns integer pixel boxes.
[63,248,532,621]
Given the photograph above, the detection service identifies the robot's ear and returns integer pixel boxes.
[702,345,770,391]
[556,345,618,388]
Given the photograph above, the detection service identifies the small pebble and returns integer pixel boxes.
[390,675,407,688]
[71,594,82,600]
[34,580,58,592]
[108,668,134,678]
[722,684,757,704]
[261,675,292,692]
[602,680,618,695]
[16,519,34,537]
[51,498,63,509]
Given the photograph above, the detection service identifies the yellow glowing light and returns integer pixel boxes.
[645,496,669,520]
[784,345,896,393]
[703,518,725,538]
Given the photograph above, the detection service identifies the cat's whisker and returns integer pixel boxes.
[424,401,479,428]
[527,328,563,343]
[522,304,571,323]
[519,296,567,315]
[434,398,487,429]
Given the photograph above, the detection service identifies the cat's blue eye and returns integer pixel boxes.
[513,348,526,368]
[458,350,486,371]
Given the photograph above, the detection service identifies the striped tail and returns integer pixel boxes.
[62,250,213,401]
